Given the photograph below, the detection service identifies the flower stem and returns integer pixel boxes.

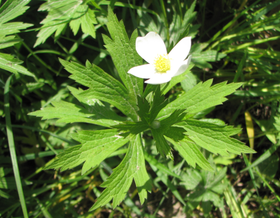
[159,0,169,41]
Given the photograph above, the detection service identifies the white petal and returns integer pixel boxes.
[136,32,167,64]
[169,37,191,62]
[128,64,156,79]
[145,72,172,84]
[174,55,192,76]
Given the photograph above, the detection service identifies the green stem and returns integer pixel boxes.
[159,0,169,41]
[4,75,29,218]
[176,0,183,21]
[20,37,59,75]
[243,154,270,218]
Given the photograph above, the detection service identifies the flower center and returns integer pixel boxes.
[154,54,171,73]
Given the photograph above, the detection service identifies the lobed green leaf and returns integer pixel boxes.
[60,59,139,121]
[0,0,33,76]
[0,22,32,47]
[158,79,242,119]
[90,134,151,210]
[0,0,30,24]
[131,136,152,204]
[165,130,214,171]
[176,119,255,156]
[103,8,143,104]
[35,0,97,47]
[69,86,127,126]
[45,129,129,174]
[29,98,124,127]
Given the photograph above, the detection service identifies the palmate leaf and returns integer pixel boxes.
[90,134,151,211]
[164,118,254,170]
[0,0,30,24]
[176,119,255,156]
[29,99,125,127]
[69,6,96,38]
[69,86,127,125]
[45,129,129,174]
[29,85,126,127]
[0,0,33,76]
[60,59,139,121]
[0,22,32,49]
[35,0,97,47]
[165,129,214,171]
[158,79,242,120]
[103,8,143,105]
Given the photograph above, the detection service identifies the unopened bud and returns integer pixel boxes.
[151,120,160,129]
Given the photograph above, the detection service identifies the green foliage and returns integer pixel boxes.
[46,129,129,173]
[191,43,227,69]
[0,53,34,77]
[103,8,143,99]
[178,119,253,155]
[35,0,97,47]
[30,8,254,211]
[29,86,126,127]
[181,159,228,212]
[90,134,151,210]
[61,59,139,121]
[166,133,213,171]
[1,0,280,217]
[158,79,243,119]
[0,0,33,76]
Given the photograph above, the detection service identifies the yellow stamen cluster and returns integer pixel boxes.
[154,54,170,73]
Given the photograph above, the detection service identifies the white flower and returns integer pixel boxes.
[128,32,192,84]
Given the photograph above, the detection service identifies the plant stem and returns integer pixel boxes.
[4,75,29,218]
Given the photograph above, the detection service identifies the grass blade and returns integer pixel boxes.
[4,74,29,218]
[243,154,270,218]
